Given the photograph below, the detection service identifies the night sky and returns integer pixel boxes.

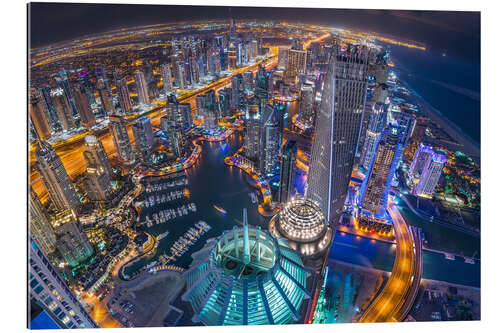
[28,3,480,61]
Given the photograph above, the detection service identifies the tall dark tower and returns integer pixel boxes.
[306,44,370,228]
[278,140,298,203]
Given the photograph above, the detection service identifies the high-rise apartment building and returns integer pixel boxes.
[29,89,52,141]
[96,78,114,114]
[359,102,387,170]
[243,109,262,165]
[228,43,237,69]
[411,145,446,197]
[29,186,57,255]
[83,135,113,201]
[114,70,133,114]
[73,84,96,129]
[109,115,135,163]
[51,88,76,131]
[161,63,174,93]
[358,125,402,216]
[132,116,154,159]
[35,141,80,212]
[55,70,79,117]
[298,83,315,129]
[306,45,370,226]
[278,140,297,203]
[134,70,150,105]
[260,105,282,175]
[53,211,94,267]
[28,235,99,329]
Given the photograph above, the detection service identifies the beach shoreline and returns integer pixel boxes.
[396,75,480,163]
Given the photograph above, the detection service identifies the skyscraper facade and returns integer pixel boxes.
[35,141,80,212]
[83,135,113,201]
[359,102,387,170]
[73,84,96,129]
[29,236,99,329]
[55,70,79,117]
[278,140,297,203]
[96,78,114,115]
[358,125,402,217]
[243,109,261,165]
[134,70,151,105]
[51,88,76,131]
[29,186,57,255]
[306,45,370,225]
[298,83,315,129]
[109,115,135,163]
[132,116,154,159]
[260,105,282,175]
[29,89,52,141]
[114,70,133,114]
[161,63,174,93]
[53,211,94,267]
[414,150,446,197]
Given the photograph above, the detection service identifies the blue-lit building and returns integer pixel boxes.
[356,124,403,233]
[28,235,98,329]
[182,209,310,326]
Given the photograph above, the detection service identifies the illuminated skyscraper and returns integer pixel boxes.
[228,43,237,69]
[182,211,309,326]
[243,70,254,93]
[109,115,135,163]
[174,60,186,90]
[29,186,57,255]
[134,70,150,105]
[83,135,113,201]
[243,109,261,165]
[409,143,434,179]
[298,83,315,129]
[77,69,96,105]
[95,63,112,95]
[55,70,78,117]
[51,88,76,131]
[359,102,387,170]
[278,140,297,203]
[250,39,258,60]
[28,235,99,329]
[286,46,307,79]
[231,74,243,108]
[413,148,446,197]
[29,89,52,141]
[114,70,133,114]
[39,85,59,131]
[132,116,154,159]
[306,45,370,225]
[96,78,114,114]
[53,211,94,267]
[358,125,402,216]
[161,63,174,93]
[277,46,289,70]
[35,141,80,212]
[260,105,282,175]
[73,84,96,129]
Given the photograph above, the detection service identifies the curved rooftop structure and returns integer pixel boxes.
[182,209,309,326]
[270,198,333,257]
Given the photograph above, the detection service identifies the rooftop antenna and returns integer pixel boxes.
[243,208,250,265]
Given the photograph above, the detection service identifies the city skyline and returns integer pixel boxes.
[27,3,481,330]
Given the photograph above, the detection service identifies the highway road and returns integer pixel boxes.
[358,201,419,323]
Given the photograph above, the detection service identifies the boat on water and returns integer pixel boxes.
[214,205,227,215]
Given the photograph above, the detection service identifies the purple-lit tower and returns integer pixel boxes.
[413,148,446,197]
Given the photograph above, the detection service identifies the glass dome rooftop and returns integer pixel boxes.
[182,209,309,326]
